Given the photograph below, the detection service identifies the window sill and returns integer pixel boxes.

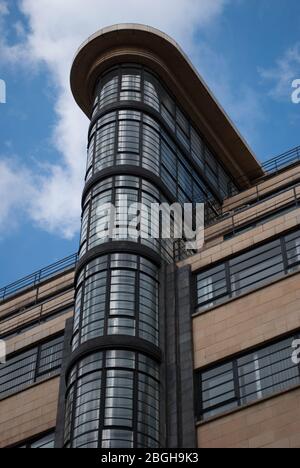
[196,383,300,428]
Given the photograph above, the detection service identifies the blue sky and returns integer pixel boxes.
[0,0,299,287]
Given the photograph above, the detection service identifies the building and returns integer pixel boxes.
[1,24,300,449]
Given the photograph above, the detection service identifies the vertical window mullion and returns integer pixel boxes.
[195,372,203,421]
[117,67,122,102]
[98,352,107,449]
[69,364,79,448]
[141,67,145,104]
[91,121,97,177]
[281,236,289,274]
[225,261,232,299]
[133,354,139,448]
[136,259,141,340]
[158,116,162,179]
[140,114,143,169]
[104,255,112,337]
[232,360,241,408]
[85,199,92,253]
[78,267,86,347]
[175,147,179,200]
[114,112,119,167]
[138,178,143,247]
[34,345,42,383]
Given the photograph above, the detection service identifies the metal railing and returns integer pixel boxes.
[228,145,300,193]
[0,288,74,338]
[205,183,300,242]
[262,145,300,174]
[0,253,78,302]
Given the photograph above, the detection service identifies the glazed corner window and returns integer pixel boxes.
[72,254,159,350]
[64,351,160,448]
[121,71,141,91]
[0,335,64,399]
[93,65,237,203]
[196,333,300,421]
[120,69,141,102]
[143,73,160,111]
[195,229,300,311]
[99,71,119,109]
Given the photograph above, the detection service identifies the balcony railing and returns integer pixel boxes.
[0,253,78,302]
[227,145,300,195]
[262,145,300,175]
[0,287,74,339]
[206,180,300,243]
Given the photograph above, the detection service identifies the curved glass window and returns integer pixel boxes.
[72,254,159,351]
[64,351,160,448]
[89,110,160,176]
[91,65,238,199]
[86,109,221,224]
[79,175,174,262]
[99,71,119,109]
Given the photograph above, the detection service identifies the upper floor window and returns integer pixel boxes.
[195,332,300,420]
[0,335,64,399]
[196,228,300,311]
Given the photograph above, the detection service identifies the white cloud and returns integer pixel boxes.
[0,0,231,239]
[0,158,36,235]
[259,43,300,101]
[1,0,264,241]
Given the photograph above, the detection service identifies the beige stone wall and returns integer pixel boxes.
[0,378,59,448]
[6,310,73,355]
[198,387,300,448]
[193,273,300,369]
[0,271,75,447]
[0,310,71,447]
[188,188,300,449]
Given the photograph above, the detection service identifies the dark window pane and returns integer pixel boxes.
[197,333,300,420]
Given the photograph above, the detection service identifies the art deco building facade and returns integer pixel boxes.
[1,25,300,449]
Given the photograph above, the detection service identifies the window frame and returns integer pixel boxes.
[195,228,300,311]
[195,330,300,421]
[0,334,64,400]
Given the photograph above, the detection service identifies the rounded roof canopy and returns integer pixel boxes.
[71,24,263,184]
